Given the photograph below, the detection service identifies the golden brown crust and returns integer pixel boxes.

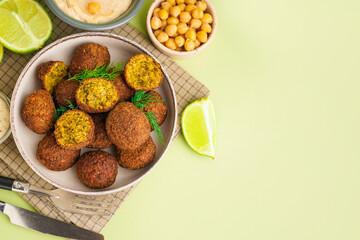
[54,110,95,150]
[68,43,110,76]
[113,73,135,101]
[75,78,119,113]
[76,150,118,189]
[53,79,80,107]
[21,89,55,134]
[143,91,167,129]
[116,137,156,170]
[37,133,80,171]
[106,102,151,150]
[87,114,113,149]
[37,61,68,94]
[124,53,163,91]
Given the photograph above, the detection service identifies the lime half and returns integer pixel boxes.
[0,0,52,54]
[0,44,3,64]
[181,98,216,159]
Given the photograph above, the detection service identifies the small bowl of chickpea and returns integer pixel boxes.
[146,0,217,58]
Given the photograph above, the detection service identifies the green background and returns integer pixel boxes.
[1,0,360,239]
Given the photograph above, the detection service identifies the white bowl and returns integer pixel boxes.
[146,0,217,58]
[11,32,177,195]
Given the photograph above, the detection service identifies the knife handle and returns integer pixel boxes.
[0,176,14,191]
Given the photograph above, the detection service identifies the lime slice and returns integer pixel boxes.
[0,0,52,54]
[0,43,3,64]
[181,98,216,159]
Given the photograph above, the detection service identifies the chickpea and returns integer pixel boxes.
[202,13,213,23]
[153,8,161,17]
[176,0,185,4]
[87,2,101,14]
[197,31,207,43]
[157,32,169,43]
[165,38,177,50]
[189,19,202,29]
[177,22,189,34]
[185,0,196,4]
[166,0,176,6]
[159,9,169,20]
[167,16,179,25]
[175,35,185,47]
[153,30,162,37]
[178,3,186,11]
[194,39,201,48]
[161,2,172,12]
[196,1,207,11]
[185,4,197,13]
[169,6,181,17]
[192,8,203,19]
[179,11,191,23]
[176,47,183,51]
[185,29,196,41]
[165,24,178,37]
[184,39,195,51]
[151,17,162,30]
[201,23,212,33]
[161,20,168,30]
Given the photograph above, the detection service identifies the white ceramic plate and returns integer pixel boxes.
[10,32,177,195]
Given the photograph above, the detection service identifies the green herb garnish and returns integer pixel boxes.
[53,100,78,121]
[131,90,165,145]
[145,112,165,145]
[68,61,126,82]
[131,90,162,110]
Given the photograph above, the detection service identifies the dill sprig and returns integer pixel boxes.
[68,61,126,82]
[145,112,165,145]
[53,100,78,121]
[131,90,162,110]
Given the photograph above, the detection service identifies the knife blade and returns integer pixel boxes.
[0,201,104,240]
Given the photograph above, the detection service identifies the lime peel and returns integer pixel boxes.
[181,98,216,159]
[0,44,3,64]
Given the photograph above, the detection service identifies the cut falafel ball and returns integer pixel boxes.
[124,53,163,90]
[143,91,167,129]
[116,137,156,170]
[87,113,113,149]
[53,79,80,107]
[114,72,135,101]
[37,61,68,94]
[106,102,151,150]
[21,89,55,134]
[54,109,95,150]
[37,133,80,171]
[75,77,119,113]
[68,42,110,76]
[76,150,118,189]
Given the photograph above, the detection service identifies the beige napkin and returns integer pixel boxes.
[0,0,209,232]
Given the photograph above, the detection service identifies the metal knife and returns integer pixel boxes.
[0,201,104,240]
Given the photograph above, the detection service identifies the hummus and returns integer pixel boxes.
[54,0,132,24]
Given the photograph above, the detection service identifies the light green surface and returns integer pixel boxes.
[1,0,360,239]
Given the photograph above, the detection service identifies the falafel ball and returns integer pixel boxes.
[113,73,135,101]
[143,91,167,128]
[87,114,113,149]
[54,109,95,150]
[75,78,119,113]
[116,137,156,170]
[53,79,80,107]
[22,89,55,134]
[37,133,80,171]
[68,43,110,76]
[76,150,118,189]
[106,102,151,150]
[37,61,68,94]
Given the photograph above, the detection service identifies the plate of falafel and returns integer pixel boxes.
[10,32,177,195]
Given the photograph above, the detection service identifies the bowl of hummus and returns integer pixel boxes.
[45,0,145,30]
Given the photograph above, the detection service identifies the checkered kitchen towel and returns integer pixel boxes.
[0,0,209,232]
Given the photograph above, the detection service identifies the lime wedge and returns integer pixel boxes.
[0,43,3,64]
[181,98,216,159]
[0,0,52,54]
